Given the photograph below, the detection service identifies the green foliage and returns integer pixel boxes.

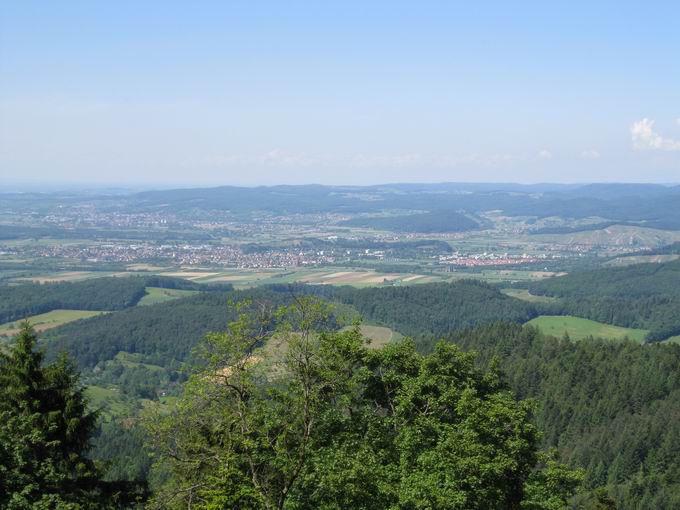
[46,281,535,381]
[146,301,579,509]
[310,280,538,338]
[525,315,648,343]
[522,451,584,510]
[30,278,680,508]
[531,258,680,300]
[530,259,680,340]
[90,421,152,483]
[341,210,480,233]
[43,288,305,372]
[447,323,680,509]
[0,275,222,325]
[0,324,145,508]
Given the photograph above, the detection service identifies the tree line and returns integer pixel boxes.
[448,322,680,509]
[529,258,680,340]
[0,275,230,325]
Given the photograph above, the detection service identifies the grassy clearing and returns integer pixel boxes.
[340,324,403,348]
[501,288,558,303]
[526,315,648,343]
[137,286,200,305]
[0,309,106,337]
[663,336,680,345]
[113,351,166,371]
[85,385,131,418]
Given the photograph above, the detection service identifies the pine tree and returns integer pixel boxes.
[0,323,145,508]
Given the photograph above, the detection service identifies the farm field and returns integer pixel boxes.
[137,286,200,305]
[14,271,130,283]
[3,264,563,289]
[447,269,561,283]
[158,267,441,287]
[16,271,103,283]
[0,309,107,337]
[126,263,170,271]
[156,267,558,287]
[526,315,648,343]
[501,288,559,303]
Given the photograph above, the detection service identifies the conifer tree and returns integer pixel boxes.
[0,323,144,508]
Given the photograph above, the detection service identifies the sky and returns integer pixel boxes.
[1,1,680,187]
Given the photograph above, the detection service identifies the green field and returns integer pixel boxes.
[526,315,648,343]
[137,286,200,305]
[113,351,166,371]
[0,309,106,337]
[85,385,131,418]
[501,288,558,304]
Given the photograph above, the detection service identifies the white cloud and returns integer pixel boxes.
[581,149,600,159]
[538,149,553,160]
[631,118,680,151]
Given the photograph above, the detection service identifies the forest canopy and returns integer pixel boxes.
[145,298,581,509]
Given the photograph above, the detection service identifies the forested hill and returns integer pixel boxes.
[0,276,228,325]
[529,259,680,340]
[44,289,289,369]
[45,281,537,372]
[126,182,680,229]
[31,278,680,508]
[283,280,538,338]
[340,210,480,233]
[530,258,680,298]
[448,323,680,509]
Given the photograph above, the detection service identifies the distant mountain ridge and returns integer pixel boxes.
[3,182,679,229]
[129,182,680,229]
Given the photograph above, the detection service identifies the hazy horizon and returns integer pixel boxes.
[1,179,679,195]
[2,1,680,185]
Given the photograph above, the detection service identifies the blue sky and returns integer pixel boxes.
[2,1,680,186]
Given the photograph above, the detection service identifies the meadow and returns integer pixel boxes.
[0,309,106,337]
[137,286,200,305]
[526,315,649,343]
